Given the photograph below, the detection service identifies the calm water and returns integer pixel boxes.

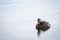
[0,0,60,40]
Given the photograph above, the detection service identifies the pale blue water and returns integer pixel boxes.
[0,0,60,40]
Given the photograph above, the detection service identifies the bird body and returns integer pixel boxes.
[36,21,50,31]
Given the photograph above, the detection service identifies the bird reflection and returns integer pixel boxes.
[37,30,41,36]
[36,18,50,36]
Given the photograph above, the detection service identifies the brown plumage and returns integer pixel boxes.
[36,18,50,36]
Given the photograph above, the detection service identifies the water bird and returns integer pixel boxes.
[36,18,50,36]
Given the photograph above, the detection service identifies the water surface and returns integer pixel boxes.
[0,0,60,40]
